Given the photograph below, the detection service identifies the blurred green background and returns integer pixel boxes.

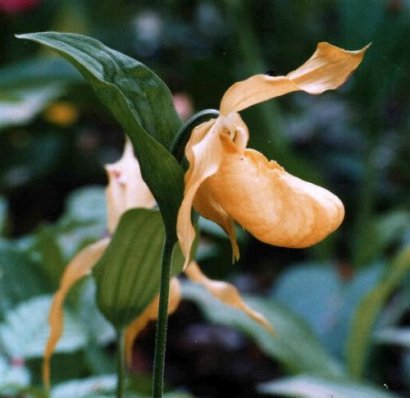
[1,0,410,397]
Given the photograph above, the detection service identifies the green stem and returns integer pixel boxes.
[170,109,219,162]
[116,329,126,398]
[152,237,175,398]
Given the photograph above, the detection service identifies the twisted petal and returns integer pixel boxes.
[177,113,252,264]
[124,278,181,365]
[105,139,155,233]
[220,42,369,114]
[198,139,344,248]
[185,262,273,332]
[43,238,110,389]
[177,119,223,268]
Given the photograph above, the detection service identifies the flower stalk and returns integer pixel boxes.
[152,236,175,398]
[171,109,220,162]
[116,329,126,398]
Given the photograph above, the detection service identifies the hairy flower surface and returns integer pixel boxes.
[177,42,368,266]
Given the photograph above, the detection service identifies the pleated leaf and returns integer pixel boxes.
[93,209,183,329]
[17,32,184,239]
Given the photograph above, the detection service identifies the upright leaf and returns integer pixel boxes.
[17,32,184,238]
[346,246,410,377]
[93,209,183,329]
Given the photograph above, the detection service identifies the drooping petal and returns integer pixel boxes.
[220,42,369,114]
[199,139,344,248]
[124,278,181,365]
[43,238,110,388]
[177,119,224,268]
[105,139,155,233]
[185,262,273,333]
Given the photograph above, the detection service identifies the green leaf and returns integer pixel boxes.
[93,209,183,329]
[346,245,410,377]
[64,186,107,225]
[0,56,80,88]
[0,295,87,359]
[0,240,52,315]
[375,327,410,348]
[50,374,193,398]
[376,210,410,252]
[258,375,399,398]
[31,227,67,288]
[274,264,342,350]
[17,32,184,238]
[51,375,116,398]
[0,84,64,129]
[182,282,343,377]
[0,56,80,130]
[354,210,410,266]
[273,262,383,358]
[76,279,115,346]
[0,196,7,235]
[0,355,30,390]
[0,131,65,189]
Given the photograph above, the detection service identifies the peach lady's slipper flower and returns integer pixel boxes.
[105,144,272,361]
[43,140,268,386]
[177,42,368,268]
[43,140,179,387]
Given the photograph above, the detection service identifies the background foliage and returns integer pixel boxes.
[0,0,410,397]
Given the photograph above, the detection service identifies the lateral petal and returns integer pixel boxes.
[177,119,224,268]
[200,144,344,248]
[220,42,369,114]
[124,278,181,365]
[43,238,110,389]
[185,262,273,333]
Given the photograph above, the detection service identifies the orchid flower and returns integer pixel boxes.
[44,139,269,386]
[177,42,368,267]
[42,140,173,387]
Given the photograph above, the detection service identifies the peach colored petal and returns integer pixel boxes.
[193,191,239,261]
[177,119,224,269]
[105,139,155,233]
[199,141,344,248]
[43,238,110,389]
[220,42,369,114]
[185,262,273,332]
[124,278,181,365]
[178,113,252,263]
